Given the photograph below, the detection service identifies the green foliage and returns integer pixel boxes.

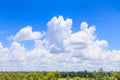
[112,72,120,80]
[0,69,119,80]
[66,76,71,80]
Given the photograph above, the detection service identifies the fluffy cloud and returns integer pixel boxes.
[8,26,42,41]
[0,16,120,71]
[46,16,72,53]
[0,42,10,62]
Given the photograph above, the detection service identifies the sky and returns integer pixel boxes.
[0,0,120,71]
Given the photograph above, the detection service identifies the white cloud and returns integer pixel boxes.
[10,42,27,61]
[8,26,42,41]
[80,21,88,30]
[0,42,10,62]
[46,16,72,53]
[0,16,120,71]
[0,42,3,49]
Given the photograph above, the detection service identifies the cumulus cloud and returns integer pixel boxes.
[0,16,120,71]
[0,42,10,62]
[46,16,72,53]
[8,26,42,41]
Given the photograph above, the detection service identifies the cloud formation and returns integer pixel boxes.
[8,26,42,41]
[0,16,120,71]
[46,16,72,53]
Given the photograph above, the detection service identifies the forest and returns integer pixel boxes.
[0,68,120,80]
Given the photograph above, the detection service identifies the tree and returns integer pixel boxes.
[47,72,55,80]
[98,68,103,80]
[112,72,120,80]
[93,70,97,79]
[55,70,60,78]
[66,76,71,80]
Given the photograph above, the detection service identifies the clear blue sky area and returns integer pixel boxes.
[0,0,120,50]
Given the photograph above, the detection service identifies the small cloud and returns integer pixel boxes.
[8,26,42,41]
[0,31,6,34]
[80,21,88,30]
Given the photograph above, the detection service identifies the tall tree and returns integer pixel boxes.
[98,68,103,80]
[93,70,97,79]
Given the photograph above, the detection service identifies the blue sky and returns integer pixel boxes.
[0,0,120,71]
[0,0,120,50]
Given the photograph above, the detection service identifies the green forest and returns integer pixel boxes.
[0,68,120,80]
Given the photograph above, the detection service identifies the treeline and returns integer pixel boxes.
[0,68,120,80]
[60,68,120,80]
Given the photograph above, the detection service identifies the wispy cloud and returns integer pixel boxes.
[0,31,6,34]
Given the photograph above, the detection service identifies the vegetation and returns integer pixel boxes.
[0,68,120,80]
